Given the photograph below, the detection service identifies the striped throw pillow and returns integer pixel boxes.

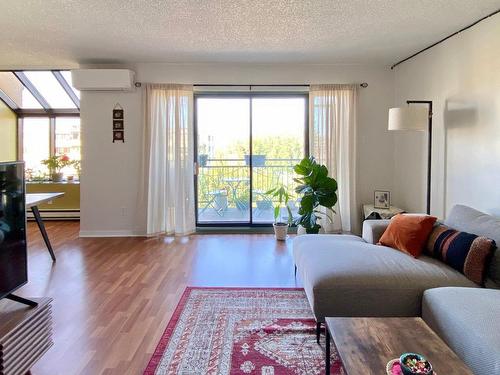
[426,224,496,285]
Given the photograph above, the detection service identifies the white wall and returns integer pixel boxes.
[80,89,145,236]
[80,63,395,236]
[393,15,500,219]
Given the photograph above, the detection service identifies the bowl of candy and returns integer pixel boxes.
[399,353,433,375]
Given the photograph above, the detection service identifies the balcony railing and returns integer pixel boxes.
[197,157,301,223]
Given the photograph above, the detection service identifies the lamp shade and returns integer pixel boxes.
[388,107,428,131]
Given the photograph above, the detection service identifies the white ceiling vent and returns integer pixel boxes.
[71,69,135,91]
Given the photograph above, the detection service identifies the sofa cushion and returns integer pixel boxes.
[293,236,476,321]
[378,214,437,257]
[422,287,500,375]
[445,205,500,286]
[425,224,496,285]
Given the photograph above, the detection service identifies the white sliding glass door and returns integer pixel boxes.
[195,94,307,225]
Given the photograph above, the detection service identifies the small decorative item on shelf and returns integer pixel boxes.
[113,103,125,143]
[265,185,293,241]
[374,190,391,209]
[41,154,72,182]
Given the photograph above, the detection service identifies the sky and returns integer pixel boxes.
[197,97,306,155]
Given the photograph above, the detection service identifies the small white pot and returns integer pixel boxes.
[51,172,63,182]
[297,225,307,235]
[320,222,336,234]
[273,223,288,241]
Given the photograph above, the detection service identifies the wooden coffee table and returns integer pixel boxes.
[325,317,473,375]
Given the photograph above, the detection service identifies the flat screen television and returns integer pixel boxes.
[0,161,27,300]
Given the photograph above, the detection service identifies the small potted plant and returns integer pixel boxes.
[41,154,71,182]
[399,353,433,375]
[265,185,293,241]
[244,155,266,167]
[198,154,208,167]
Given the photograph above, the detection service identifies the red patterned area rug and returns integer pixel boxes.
[144,287,344,375]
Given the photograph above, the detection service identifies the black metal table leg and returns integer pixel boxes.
[31,206,56,262]
[325,322,330,375]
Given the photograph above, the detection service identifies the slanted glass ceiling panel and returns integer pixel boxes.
[24,71,76,109]
[61,71,80,99]
[0,72,42,109]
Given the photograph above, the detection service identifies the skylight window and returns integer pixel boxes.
[23,71,77,109]
[0,72,42,109]
[60,71,80,99]
[0,70,80,112]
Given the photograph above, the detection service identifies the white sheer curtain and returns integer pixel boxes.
[309,84,357,232]
[143,84,195,235]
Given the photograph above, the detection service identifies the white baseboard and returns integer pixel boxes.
[79,230,146,237]
[27,210,80,220]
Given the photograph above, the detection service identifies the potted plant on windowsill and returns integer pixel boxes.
[72,160,81,181]
[244,155,266,167]
[293,156,338,234]
[265,185,293,241]
[41,155,71,182]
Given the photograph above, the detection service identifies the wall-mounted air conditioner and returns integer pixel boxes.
[71,69,135,91]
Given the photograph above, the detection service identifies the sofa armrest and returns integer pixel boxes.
[362,219,390,244]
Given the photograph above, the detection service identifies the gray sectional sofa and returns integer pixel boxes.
[293,204,500,375]
[423,287,500,375]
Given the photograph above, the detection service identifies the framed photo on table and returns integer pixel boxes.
[374,190,390,209]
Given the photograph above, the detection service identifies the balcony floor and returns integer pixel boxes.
[197,207,298,224]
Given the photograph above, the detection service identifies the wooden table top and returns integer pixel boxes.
[26,192,65,208]
[326,317,473,375]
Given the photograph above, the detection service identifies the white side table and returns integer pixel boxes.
[362,204,405,220]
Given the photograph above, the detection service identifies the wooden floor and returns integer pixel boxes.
[18,221,301,375]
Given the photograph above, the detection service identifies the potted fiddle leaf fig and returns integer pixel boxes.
[294,156,338,234]
[265,185,293,241]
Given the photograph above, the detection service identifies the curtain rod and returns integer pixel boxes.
[136,83,368,88]
[391,9,500,70]
[193,83,368,88]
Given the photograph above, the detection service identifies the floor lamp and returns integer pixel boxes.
[388,101,433,214]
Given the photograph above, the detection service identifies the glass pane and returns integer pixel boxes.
[24,71,76,109]
[0,72,42,108]
[55,117,81,179]
[252,98,305,223]
[23,118,50,180]
[60,71,80,99]
[196,98,250,223]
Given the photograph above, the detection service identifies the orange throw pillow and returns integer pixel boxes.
[378,214,437,257]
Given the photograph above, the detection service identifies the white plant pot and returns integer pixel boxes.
[320,222,336,234]
[298,222,336,235]
[51,172,63,182]
[273,223,288,241]
[297,225,307,235]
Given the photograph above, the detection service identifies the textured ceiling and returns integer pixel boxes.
[0,0,498,68]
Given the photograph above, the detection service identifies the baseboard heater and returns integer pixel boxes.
[27,210,80,220]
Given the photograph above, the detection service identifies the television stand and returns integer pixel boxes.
[0,297,53,375]
[5,294,38,307]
